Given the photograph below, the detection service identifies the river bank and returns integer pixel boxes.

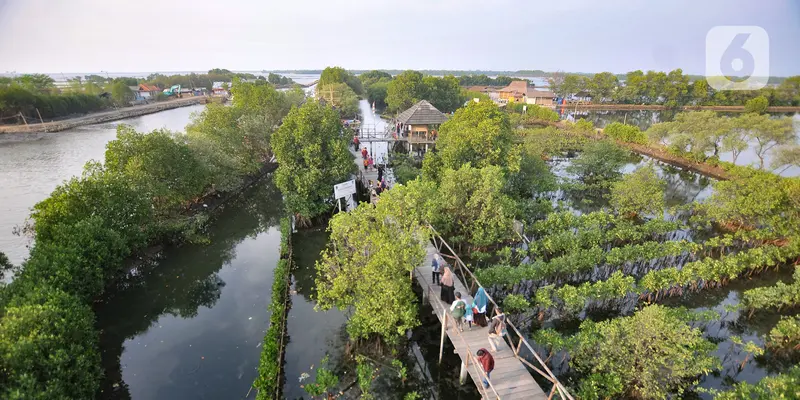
[0,96,207,134]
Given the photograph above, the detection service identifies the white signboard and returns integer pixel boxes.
[334,179,357,199]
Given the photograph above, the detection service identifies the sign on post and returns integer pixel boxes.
[333,179,356,199]
[333,179,357,212]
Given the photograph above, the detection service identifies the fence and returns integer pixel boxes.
[428,225,574,400]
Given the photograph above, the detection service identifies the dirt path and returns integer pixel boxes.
[0,97,208,134]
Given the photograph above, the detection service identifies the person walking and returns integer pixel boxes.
[361,147,368,159]
[367,156,374,171]
[353,135,360,151]
[363,158,369,171]
[431,254,442,285]
[440,266,455,304]
[472,287,489,327]
[450,292,467,332]
[476,349,495,389]
[487,312,506,352]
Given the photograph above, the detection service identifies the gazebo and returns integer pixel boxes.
[395,100,448,155]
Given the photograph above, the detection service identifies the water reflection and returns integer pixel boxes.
[94,177,283,399]
[557,109,800,177]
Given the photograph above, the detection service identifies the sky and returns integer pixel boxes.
[1,0,798,76]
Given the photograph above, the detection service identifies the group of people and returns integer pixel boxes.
[432,253,506,389]
[360,147,376,171]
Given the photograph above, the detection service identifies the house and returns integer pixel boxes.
[137,84,161,99]
[212,81,231,96]
[525,89,555,106]
[128,86,145,101]
[498,80,528,102]
[395,100,448,156]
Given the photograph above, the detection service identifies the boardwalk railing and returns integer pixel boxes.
[428,225,574,400]
[420,281,504,399]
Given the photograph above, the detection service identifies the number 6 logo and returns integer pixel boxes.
[706,26,769,91]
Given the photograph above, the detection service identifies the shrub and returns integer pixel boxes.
[603,122,647,144]
[0,286,102,400]
[744,95,769,114]
[609,165,666,218]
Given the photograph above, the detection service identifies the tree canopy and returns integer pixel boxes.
[609,164,666,218]
[570,305,719,399]
[436,100,513,170]
[271,101,356,220]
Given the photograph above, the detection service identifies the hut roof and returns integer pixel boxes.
[499,80,528,94]
[527,89,555,98]
[396,100,448,125]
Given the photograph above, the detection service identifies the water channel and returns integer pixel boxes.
[0,104,205,264]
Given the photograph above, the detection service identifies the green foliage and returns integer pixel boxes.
[609,164,666,218]
[303,355,339,397]
[317,82,360,119]
[30,164,153,248]
[386,71,463,113]
[767,315,800,352]
[566,140,629,185]
[603,122,647,144]
[744,95,769,114]
[364,78,390,109]
[390,154,421,185]
[20,216,129,301]
[507,103,560,123]
[110,81,134,105]
[712,365,800,399]
[570,305,719,399]
[502,294,530,313]
[106,125,208,213]
[437,101,513,170]
[267,73,294,85]
[458,74,523,86]
[319,66,362,95]
[733,113,795,169]
[701,168,794,229]
[504,145,557,200]
[422,75,464,113]
[573,118,595,134]
[0,85,109,122]
[356,356,377,399]
[0,286,102,400]
[520,126,588,158]
[431,165,515,249]
[0,251,13,281]
[742,267,800,312]
[315,194,425,343]
[231,79,291,123]
[386,70,426,113]
[272,101,355,219]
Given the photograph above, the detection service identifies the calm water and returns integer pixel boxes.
[558,109,800,177]
[0,105,204,264]
[94,177,284,399]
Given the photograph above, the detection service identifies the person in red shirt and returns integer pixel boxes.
[361,147,368,159]
[476,348,494,388]
[353,135,360,151]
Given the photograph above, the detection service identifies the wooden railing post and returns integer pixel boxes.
[439,308,447,364]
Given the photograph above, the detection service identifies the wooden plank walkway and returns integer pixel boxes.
[414,243,547,400]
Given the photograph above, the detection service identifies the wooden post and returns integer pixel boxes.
[35,108,44,124]
[459,359,468,385]
[19,112,28,127]
[438,308,447,364]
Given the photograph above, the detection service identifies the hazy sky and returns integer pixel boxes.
[1,0,798,75]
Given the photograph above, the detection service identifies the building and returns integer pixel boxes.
[464,85,500,101]
[211,81,231,96]
[395,100,448,155]
[137,84,161,99]
[128,86,145,102]
[498,80,528,102]
[525,89,555,106]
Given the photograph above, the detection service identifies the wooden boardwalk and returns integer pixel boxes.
[414,242,548,400]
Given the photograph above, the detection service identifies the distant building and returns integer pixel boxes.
[212,81,231,96]
[498,80,528,102]
[128,86,145,101]
[137,84,161,99]
[464,85,500,101]
[525,89,555,106]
